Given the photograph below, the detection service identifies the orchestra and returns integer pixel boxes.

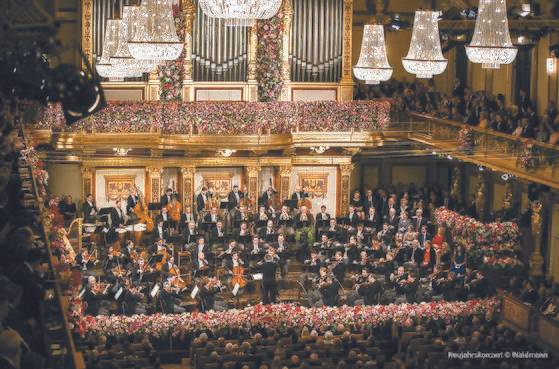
[66,182,488,316]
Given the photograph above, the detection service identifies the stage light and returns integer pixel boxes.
[502,174,510,181]
[478,166,484,171]
[218,149,236,157]
[547,57,556,75]
[113,148,132,156]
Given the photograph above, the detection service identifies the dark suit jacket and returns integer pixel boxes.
[412,216,428,232]
[160,194,173,207]
[196,193,207,213]
[227,191,245,209]
[126,195,139,215]
[110,207,125,227]
[81,201,98,220]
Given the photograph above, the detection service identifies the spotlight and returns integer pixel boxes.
[460,8,478,19]
[432,151,437,155]
[388,14,409,31]
[447,155,453,160]
[478,166,484,171]
[501,174,510,181]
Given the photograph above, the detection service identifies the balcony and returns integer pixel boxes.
[407,113,559,190]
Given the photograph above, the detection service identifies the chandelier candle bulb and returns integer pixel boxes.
[465,0,517,69]
[128,0,184,61]
[96,19,143,79]
[402,11,447,79]
[353,24,393,85]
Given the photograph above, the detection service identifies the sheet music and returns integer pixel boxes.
[232,283,240,296]
[190,285,199,299]
[114,287,123,300]
[150,284,160,298]
[252,273,263,281]
[79,288,86,298]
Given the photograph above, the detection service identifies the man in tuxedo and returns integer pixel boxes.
[196,187,210,213]
[180,206,195,232]
[160,188,173,207]
[363,189,376,213]
[110,199,126,228]
[261,251,279,304]
[203,206,220,225]
[259,219,277,241]
[210,220,226,247]
[126,187,139,215]
[412,208,427,232]
[152,217,169,244]
[261,186,277,208]
[81,193,98,222]
[182,221,198,245]
[291,185,308,202]
[347,205,359,228]
[384,207,399,228]
[227,185,244,210]
[159,282,186,313]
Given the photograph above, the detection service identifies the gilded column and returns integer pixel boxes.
[246,166,261,212]
[180,167,195,212]
[279,166,292,203]
[81,167,95,201]
[530,200,544,277]
[339,164,354,215]
[280,0,293,101]
[146,167,163,203]
[338,0,354,101]
[247,24,258,101]
[81,0,94,70]
[450,166,462,206]
[148,69,160,101]
[181,0,196,101]
[475,172,486,221]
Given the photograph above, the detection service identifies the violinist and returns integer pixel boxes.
[233,222,251,241]
[159,281,185,313]
[347,206,359,230]
[365,207,380,232]
[330,251,346,284]
[82,276,110,315]
[316,267,338,307]
[193,236,209,258]
[357,273,382,306]
[256,205,269,224]
[134,257,154,282]
[75,248,97,271]
[397,270,418,303]
[326,218,342,243]
[199,277,226,312]
[81,193,98,222]
[103,246,121,271]
[273,233,289,276]
[120,278,147,315]
[301,249,322,286]
[351,223,370,246]
[343,236,360,265]
[122,240,137,267]
[193,252,210,275]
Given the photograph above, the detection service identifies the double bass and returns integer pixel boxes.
[167,196,181,224]
[133,186,154,233]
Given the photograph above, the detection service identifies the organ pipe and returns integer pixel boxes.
[289,0,343,82]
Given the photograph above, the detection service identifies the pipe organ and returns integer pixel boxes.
[290,0,344,82]
[192,0,249,82]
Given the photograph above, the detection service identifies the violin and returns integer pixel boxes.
[112,265,128,278]
[92,282,110,295]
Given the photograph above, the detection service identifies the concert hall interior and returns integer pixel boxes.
[3,0,559,369]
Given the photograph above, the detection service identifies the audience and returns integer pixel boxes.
[355,80,559,145]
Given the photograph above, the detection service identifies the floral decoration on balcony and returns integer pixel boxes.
[158,4,185,101]
[36,100,391,135]
[256,13,284,102]
[69,296,499,337]
[518,141,539,170]
[457,127,474,154]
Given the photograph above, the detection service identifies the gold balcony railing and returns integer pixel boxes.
[409,113,559,190]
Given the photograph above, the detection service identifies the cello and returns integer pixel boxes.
[167,195,181,224]
[133,186,154,233]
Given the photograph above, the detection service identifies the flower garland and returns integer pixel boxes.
[256,14,284,101]
[158,4,185,101]
[71,298,499,338]
[36,100,391,135]
[434,207,520,246]
[19,145,48,199]
[518,141,539,170]
[458,127,474,154]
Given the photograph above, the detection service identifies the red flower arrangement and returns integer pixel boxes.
[36,100,391,135]
[71,298,499,338]
[256,13,284,101]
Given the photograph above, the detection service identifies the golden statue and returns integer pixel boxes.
[475,175,485,220]
[450,166,462,204]
[503,182,513,210]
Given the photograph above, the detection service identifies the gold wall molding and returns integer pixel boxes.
[81,166,94,200]
[180,166,195,210]
[246,166,261,208]
[279,165,292,202]
[146,167,163,203]
[104,175,136,202]
[530,200,544,277]
[182,0,196,82]
[81,0,93,70]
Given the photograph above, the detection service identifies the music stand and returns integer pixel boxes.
[202,221,217,231]
[336,217,351,226]
[256,220,267,228]
[148,203,162,211]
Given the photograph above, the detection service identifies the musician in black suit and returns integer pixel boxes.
[151,218,170,244]
[159,282,185,313]
[291,185,308,202]
[259,219,277,240]
[362,189,376,213]
[227,185,244,210]
[203,206,221,224]
[160,188,174,207]
[210,221,226,246]
[180,206,195,232]
[260,186,277,208]
[110,199,125,225]
[160,256,178,278]
[384,208,399,228]
[418,225,431,247]
[81,193,98,222]
[59,195,77,222]
[261,251,279,304]
[182,221,198,245]
[317,267,339,307]
[196,187,210,213]
[126,187,139,215]
[364,206,380,231]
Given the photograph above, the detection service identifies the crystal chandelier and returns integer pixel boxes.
[465,0,517,69]
[353,24,393,84]
[402,11,447,78]
[96,19,143,80]
[128,0,183,61]
[199,0,282,27]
